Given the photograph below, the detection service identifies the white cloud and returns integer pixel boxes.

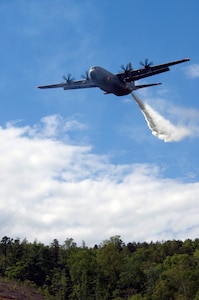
[64,119,88,132]
[0,115,199,246]
[185,64,199,78]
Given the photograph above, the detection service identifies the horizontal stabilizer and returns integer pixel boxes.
[135,82,162,89]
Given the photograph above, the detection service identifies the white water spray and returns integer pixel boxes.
[131,92,191,142]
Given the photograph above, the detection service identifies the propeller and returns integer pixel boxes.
[140,58,153,69]
[121,62,133,73]
[63,74,75,83]
[81,71,90,81]
[120,62,133,80]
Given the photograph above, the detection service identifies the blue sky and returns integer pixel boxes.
[1,0,199,246]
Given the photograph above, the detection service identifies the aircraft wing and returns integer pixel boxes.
[117,58,190,82]
[37,80,97,90]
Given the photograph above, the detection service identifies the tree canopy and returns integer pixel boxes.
[0,236,199,299]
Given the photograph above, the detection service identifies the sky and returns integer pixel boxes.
[0,0,199,246]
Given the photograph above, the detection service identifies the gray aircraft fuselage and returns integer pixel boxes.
[89,66,134,96]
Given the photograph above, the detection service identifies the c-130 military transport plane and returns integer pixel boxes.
[37,58,190,96]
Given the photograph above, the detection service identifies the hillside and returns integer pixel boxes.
[0,278,45,300]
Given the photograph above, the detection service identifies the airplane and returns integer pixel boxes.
[37,58,190,96]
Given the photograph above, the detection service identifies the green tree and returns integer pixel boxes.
[152,254,196,300]
[0,236,13,274]
[119,249,146,298]
[68,247,97,300]
[96,236,124,299]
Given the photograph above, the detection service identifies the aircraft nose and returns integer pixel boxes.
[89,66,97,81]
[90,66,96,70]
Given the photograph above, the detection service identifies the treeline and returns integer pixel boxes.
[0,235,199,299]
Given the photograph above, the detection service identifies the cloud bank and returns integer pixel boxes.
[1,115,199,246]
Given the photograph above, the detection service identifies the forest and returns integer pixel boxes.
[0,235,199,300]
